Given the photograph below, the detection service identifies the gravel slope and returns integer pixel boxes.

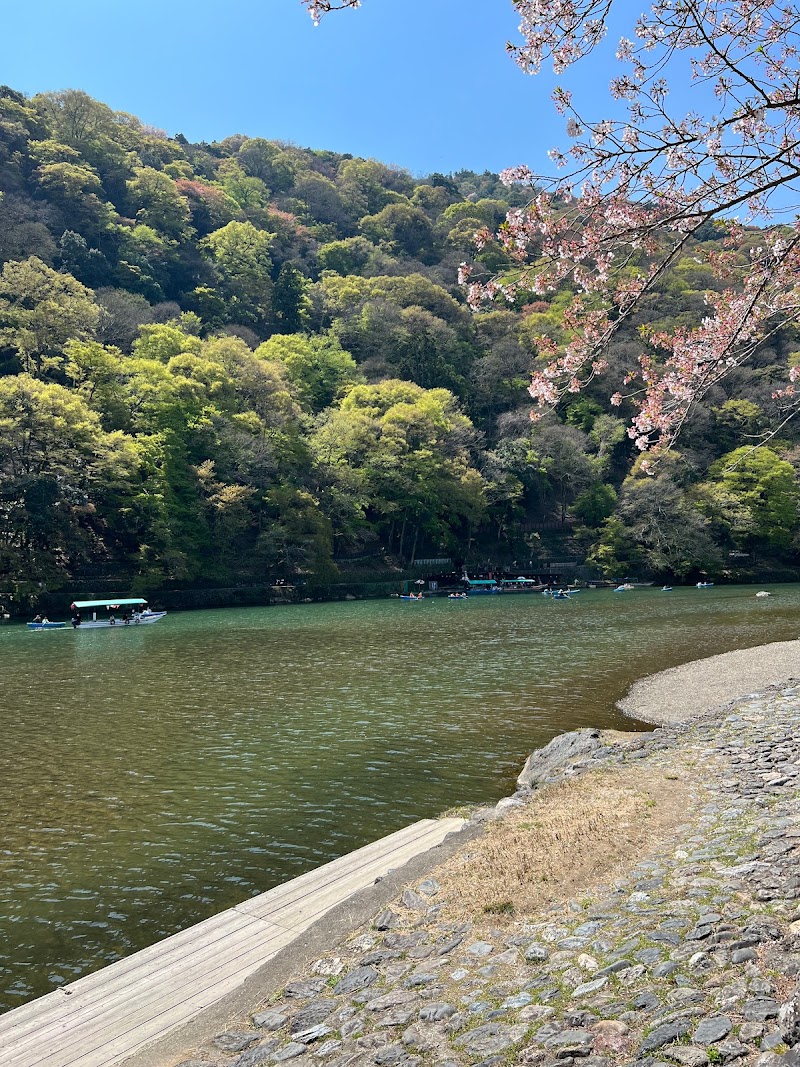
[617,639,800,724]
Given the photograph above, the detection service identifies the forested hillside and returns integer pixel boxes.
[1,85,799,605]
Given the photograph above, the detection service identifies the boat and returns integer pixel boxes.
[398,595,424,601]
[551,589,573,600]
[27,598,167,630]
[447,593,469,600]
[497,577,546,593]
[463,579,501,595]
[696,582,714,589]
[662,586,673,591]
[614,583,635,592]
[755,590,771,598]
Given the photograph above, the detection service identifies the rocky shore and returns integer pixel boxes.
[159,657,800,1067]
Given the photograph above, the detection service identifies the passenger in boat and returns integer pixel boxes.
[33,614,42,624]
[109,614,116,626]
[41,616,50,625]
[70,613,80,628]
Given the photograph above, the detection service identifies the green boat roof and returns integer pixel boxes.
[71,598,148,609]
[466,579,497,585]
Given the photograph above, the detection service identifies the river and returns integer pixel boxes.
[1,584,797,1010]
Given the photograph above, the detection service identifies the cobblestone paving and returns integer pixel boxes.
[179,684,800,1067]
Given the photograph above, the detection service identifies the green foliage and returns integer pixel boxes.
[202,220,274,328]
[0,257,100,376]
[0,374,139,578]
[698,447,799,548]
[0,82,798,589]
[359,203,434,257]
[255,333,359,412]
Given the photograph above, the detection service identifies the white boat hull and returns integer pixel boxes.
[28,612,167,631]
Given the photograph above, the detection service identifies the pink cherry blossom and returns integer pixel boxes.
[304,0,800,456]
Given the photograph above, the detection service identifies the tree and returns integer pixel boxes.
[697,446,800,548]
[530,422,594,524]
[0,374,138,580]
[614,474,720,576]
[317,236,374,276]
[256,333,359,412]
[0,257,100,377]
[359,203,434,257]
[311,380,485,560]
[272,264,310,333]
[202,221,275,328]
[127,167,192,241]
[306,0,800,458]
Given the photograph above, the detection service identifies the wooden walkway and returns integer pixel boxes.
[0,817,465,1067]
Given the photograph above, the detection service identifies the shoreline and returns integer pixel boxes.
[137,657,800,1067]
[7,637,800,1066]
[616,637,800,725]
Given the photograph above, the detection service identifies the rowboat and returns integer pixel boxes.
[28,598,167,630]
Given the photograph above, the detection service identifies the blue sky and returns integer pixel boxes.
[3,0,649,177]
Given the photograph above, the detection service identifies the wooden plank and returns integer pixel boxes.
[6,923,297,1067]
[0,817,465,1067]
[236,820,438,914]
[3,816,434,1034]
[1,820,456,1052]
[2,915,279,1059]
[238,819,449,921]
[250,822,462,931]
[0,910,259,1045]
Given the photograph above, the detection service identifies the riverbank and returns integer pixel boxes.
[117,647,800,1067]
[617,639,800,725]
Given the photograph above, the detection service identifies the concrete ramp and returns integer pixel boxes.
[0,817,465,1067]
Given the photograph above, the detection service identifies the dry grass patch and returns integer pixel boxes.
[433,767,695,923]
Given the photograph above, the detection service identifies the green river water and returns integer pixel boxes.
[1,584,799,1011]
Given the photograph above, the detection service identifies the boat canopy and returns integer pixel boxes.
[466,579,498,586]
[71,598,148,609]
[501,577,539,584]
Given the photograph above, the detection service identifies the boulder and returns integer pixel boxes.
[517,730,602,791]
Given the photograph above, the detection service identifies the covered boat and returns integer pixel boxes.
[28,598,167,630]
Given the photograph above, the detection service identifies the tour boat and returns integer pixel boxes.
[28,598,167,630]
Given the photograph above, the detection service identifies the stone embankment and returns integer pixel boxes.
[167,668,800,1067]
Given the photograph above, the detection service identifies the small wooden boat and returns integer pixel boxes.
[695,582,714,588]
[447,593,469,600]
[614,583,634,592]
[661,586,673,591]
